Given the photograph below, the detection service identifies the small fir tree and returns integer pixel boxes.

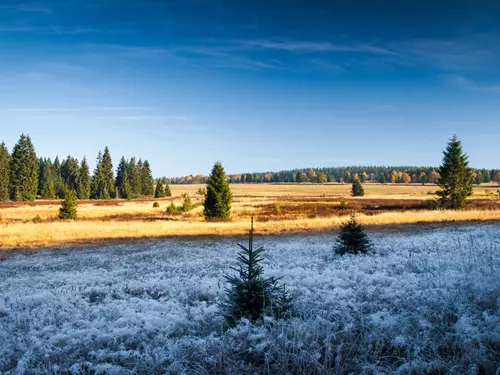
[204,161,232,220]
[351,179,365,197]
[165,182,172,197]
[0,142,10,201]
[222,218,292,326]
[334,215,371,255]
[59,189,78,220]
[9,134,38,201]
[436,135,473,209]
[154,179,165,198]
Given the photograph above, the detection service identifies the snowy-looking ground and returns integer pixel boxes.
[1,225,499,375]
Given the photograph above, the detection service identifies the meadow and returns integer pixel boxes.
[1,224,498,374]
[1,183,500,250]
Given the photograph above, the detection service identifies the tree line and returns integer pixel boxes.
[0,134,168,201]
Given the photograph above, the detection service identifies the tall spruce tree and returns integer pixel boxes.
[116,157,130,199]
[39,158,56,199]
[204,161,232,220]
[101,146,115,198]
[91,151,108,199]
[0,142,10,201]
[141,160,155,196]
[436,135,473,209]
[61,155,80,192]
[77,157,91,199]
[53,156,66,199]
[9,134,38,201]
[155,179,165,198]
[128,157,141,197]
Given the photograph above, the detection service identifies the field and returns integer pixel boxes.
[1,224,499,374]
[1,183,500,249]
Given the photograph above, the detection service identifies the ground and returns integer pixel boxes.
[1,224,499,374]
[1,183,500,249]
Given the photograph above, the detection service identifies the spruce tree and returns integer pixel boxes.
[101,146,115,198]
[61,155,80,192]
[436,135,473,209]
[155,179,165,198]
[334,215,372,255]
[165,181,172,197]
[53,156,66,199]
[0,142,10,201]
[91,151,108,199]
[141,160,155,196]
[128,157,141,197]
[59,189,78,220]
[39,158,56,199]
[116,157,130,199]
[9,134,38,201]
[77,157,91,199]
[351,179,365,197]
[204,161,232,220]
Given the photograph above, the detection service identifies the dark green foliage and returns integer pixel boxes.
[141,160,154,196]
[77,157,91,200]
[154,179,165,198]
[0,142,10,201]
[116,157,131,199]
[351,179,365,197]
[128,157,141,197]
[91,147,115,199]
[222,219,293,326]
[334,215,372,255]
[61,155,80,192]
[153,201,160,208]
[59,189,78,220]
[39,158,56,199]
[53,156,66,199]
[9,134,38,201]
[378,172,386,183]
[436,135,473,210]
[101,147,115,198]
[204,161,232,220]
[165,182,172,197]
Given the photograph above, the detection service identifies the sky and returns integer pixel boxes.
[0,0,499,177]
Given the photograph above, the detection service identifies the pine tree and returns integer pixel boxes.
[436,135,473,209]
[53,156,66,199]
[59,189,78,220]
[9,134,38,201]
[116,157,130,199]
[378,172,387,184]
[155,179,165,198]
[334,215,372,255]
[141,160,154,196]
[128,157,141,197]
[77,157,91,199]
[222,218,292,326]
[351,179,365,197]
[165,181,172,197]
[39,158,56,199]
[91,151,108,199]
[204,161,232,220]
[61,155,80,192]
[0,142,10,201]
[101,146,115,198]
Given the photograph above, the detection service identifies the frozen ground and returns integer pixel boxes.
[0,224,499,375]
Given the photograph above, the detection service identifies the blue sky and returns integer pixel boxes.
[0,0,499,176]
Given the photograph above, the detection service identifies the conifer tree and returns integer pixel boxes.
[59,189,78,220]
[222,218,292,325]
[77,157,91,199]
[9,134,38,201]
[116,157,130,199]
[141,160,154,196]
[155,179,165,198]
[351,178,365,197]
[101,146,115,198]
[61,155,80,192]
[334,215,372,255]
[128,157,141,197]
[204,161,232,220]
[378,172,387,184]
[53,156,66,198]
[0,142,10,201]
[91,151,108,199]
[436,135,473,209]
[39,158,56,199]
[165,181,172,197]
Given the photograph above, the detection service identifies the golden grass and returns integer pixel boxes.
[2,209,500,250]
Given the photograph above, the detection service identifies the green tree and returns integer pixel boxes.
[378,172,386,184]
[39,158,56,199]
[61,155,80,192]
[165,181,172,197]
[128,157,141,197]
[116,157,131,199]
[141,160,154,196]
[77,157,91,199]
[53,156,66,199]
[9,134,38,201]
[351,179,365,197]
[91,147,115,199]
[155,179,165,198]
[436,135,473,209]
[0,142,10,201]
[101,147,115,198]
[334,215,372,255]
[204,162,232,220]
[59,189,78,220]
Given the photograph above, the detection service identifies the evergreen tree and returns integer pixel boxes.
[141,160,154,196]
[59,189,78,220]
[0,142,10,201]
[128,157,141,197]
[53,156,66,199]
[222,218,292,325]
[334,215,372,255]
[91,151,108,199]
[204,161,232,220]
[102,146,115,198]
[483,170,491,183]
[116,157,130,199]
[436,135,473,209]
[61,155,80,192]
[39,158,56,199]
[351,179,365,197]
[165,181,172,197]
[378,172,387,184]
[9,134,38,201]
[77,157,91,199]
[155,179,165,198]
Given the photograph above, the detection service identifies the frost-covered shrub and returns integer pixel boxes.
[334,214,371,255]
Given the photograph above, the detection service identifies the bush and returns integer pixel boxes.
[334,214,371,255]
[222,219,293,326]
[166,201,177,214]
[153,201,160,208]
[339,200,349,209]
[273,202,281,215]
[196,187,206,195]
[181,193,194,212]
[32,215,43,223]
[59,189,78,220]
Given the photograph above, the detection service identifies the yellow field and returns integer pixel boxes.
[1,183,499,249]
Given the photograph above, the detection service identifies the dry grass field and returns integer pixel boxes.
[1,183,500,249]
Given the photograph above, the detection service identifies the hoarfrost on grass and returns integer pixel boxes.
[0,224,499,374]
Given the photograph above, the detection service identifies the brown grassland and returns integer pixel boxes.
[1,183,500,250]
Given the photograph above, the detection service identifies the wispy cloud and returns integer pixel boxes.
[0,26,101,34]
[0,107,157,113]
[93,115,189,121]
[0,3,52,14]
[444,75,500,92]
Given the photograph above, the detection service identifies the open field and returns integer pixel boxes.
[1,224,499,374]
[1,183,500,249]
